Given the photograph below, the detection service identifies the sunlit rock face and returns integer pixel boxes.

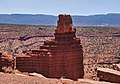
[41,14,84,80]
[55,14,76,33]
[16,14,84,81]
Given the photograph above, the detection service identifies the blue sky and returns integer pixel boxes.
[0,0,120,15]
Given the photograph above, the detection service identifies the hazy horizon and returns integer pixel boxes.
[0,13,120,16]
[0,0,120,16]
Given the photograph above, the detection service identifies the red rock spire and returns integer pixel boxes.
[16,14,84,81]
[55,14,76,33]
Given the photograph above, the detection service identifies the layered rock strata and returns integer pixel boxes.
[16,14,84,80]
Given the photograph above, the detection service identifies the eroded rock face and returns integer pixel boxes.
[0,53,13,72]
[55,14,76,33]
[16,14,84,81]
[97,68,120,83]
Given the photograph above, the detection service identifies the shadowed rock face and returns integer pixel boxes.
[16,14,84,81]
[0,53,13,72]
[97,68,120,83]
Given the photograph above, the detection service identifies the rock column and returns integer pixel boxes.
[40,14,84,80]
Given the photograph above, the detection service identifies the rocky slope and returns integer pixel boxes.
[0,73,115,84]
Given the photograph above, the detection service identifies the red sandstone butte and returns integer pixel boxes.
[16,14,84,81]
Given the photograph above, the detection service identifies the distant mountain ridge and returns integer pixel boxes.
[0,13,120,26]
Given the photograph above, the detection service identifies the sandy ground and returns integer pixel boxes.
[0,72,116,84]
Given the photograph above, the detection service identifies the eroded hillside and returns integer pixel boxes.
[0,24,120,80]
